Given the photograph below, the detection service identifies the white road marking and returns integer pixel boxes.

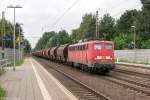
[32,58,78,100]
[30,59,52,100]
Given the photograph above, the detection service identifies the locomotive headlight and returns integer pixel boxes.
[106,56,111,59]
[95,56,102,59]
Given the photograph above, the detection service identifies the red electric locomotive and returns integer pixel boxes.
[68,40,115,73]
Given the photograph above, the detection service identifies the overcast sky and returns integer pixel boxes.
[0,0,142,48]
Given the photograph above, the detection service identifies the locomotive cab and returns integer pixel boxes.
[68,40,115,73]
[88,41,115,73]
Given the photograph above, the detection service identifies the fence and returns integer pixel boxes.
[0,59,8,68]
[0,47,22,62]
[115,49,150,64]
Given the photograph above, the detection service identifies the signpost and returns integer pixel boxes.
[3,36,13,41]
[21,41,30,46]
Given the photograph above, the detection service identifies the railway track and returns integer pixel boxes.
[103,75,150,96]
[110,71,150,89]
[35,57,110,100]
[54,62,150,96]
[114,69,150,79]
[34,57,150,99]
[117,63,150,70]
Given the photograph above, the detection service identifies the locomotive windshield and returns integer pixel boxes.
[94,44,102,50]
[105,43,113,50]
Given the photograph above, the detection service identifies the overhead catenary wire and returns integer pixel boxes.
[100,0,140,19]
[48,0,127,29]
[112,4,141,18]
[106,0,130,13]
[48,0,81,28]
[48,0,138,30]
[39,1,142,40]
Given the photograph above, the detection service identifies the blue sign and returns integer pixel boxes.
[21,41,30,46]
[3,36,13,41]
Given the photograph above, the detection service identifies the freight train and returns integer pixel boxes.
[32,39,115,73]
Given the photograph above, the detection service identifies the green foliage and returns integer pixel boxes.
[46,33,58,48]
[113,33,131,50]
[140,39,150,49]
[141,0,150,10]
[7,59,24,67]
[0,86,6,100]
[0,19,31,54]
[0,20,13,48]
[116,10,139,33]
[0,69,6,100]
[99,14,116,40]
[15,59,24,66]
[35,31,55,49]
[0,69,5,76]
[79,14,96,38]
[36,30,70,49]
[58,30,71,44]
[70,29,83,42]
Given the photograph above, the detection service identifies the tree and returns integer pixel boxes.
[0,20,13,48]
[140,39,150,49]
[58,30,71,44]
[35,31,55,50]
[79,13,96,38]
[0,19,25,48]
[116,10,139,34]
[141,0,150,10]
[99,14,116,40]
[46,34,59,48]
[70,29,83,43]
[135,0,150,40]
[113,33,131,50]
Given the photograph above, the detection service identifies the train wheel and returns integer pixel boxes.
[88,67,93,73]
[81,65,84,71]
[71,62,74,68]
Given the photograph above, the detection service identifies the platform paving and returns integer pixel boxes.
[0,58,78,100]
[116,62,150,67]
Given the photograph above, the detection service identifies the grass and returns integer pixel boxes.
[0,69,6,100]
[6,59,24,67]
[0,86,6,100]
[0,69,5,76]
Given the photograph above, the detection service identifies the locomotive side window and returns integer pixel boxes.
[82,45,85,50]
[105,44,113,50]
[69,44,88,51]
[94,44,102,50]
[69,46,75,51]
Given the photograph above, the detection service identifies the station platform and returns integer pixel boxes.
[0,57,77,100]
[116,62,150,67]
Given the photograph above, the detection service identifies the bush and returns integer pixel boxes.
[6,59,24,67]
[114,33,131,50]
[0,86,6,100]
[0,69,5,76]
[141,39,150,49]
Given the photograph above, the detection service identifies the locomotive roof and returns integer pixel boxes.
[69,40,113,47]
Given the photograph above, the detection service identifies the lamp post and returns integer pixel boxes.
[1,11,5,59]
[7,5,22,71]
[131,26,136,49]
[19,23,23,61]
[20,33,24,60]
